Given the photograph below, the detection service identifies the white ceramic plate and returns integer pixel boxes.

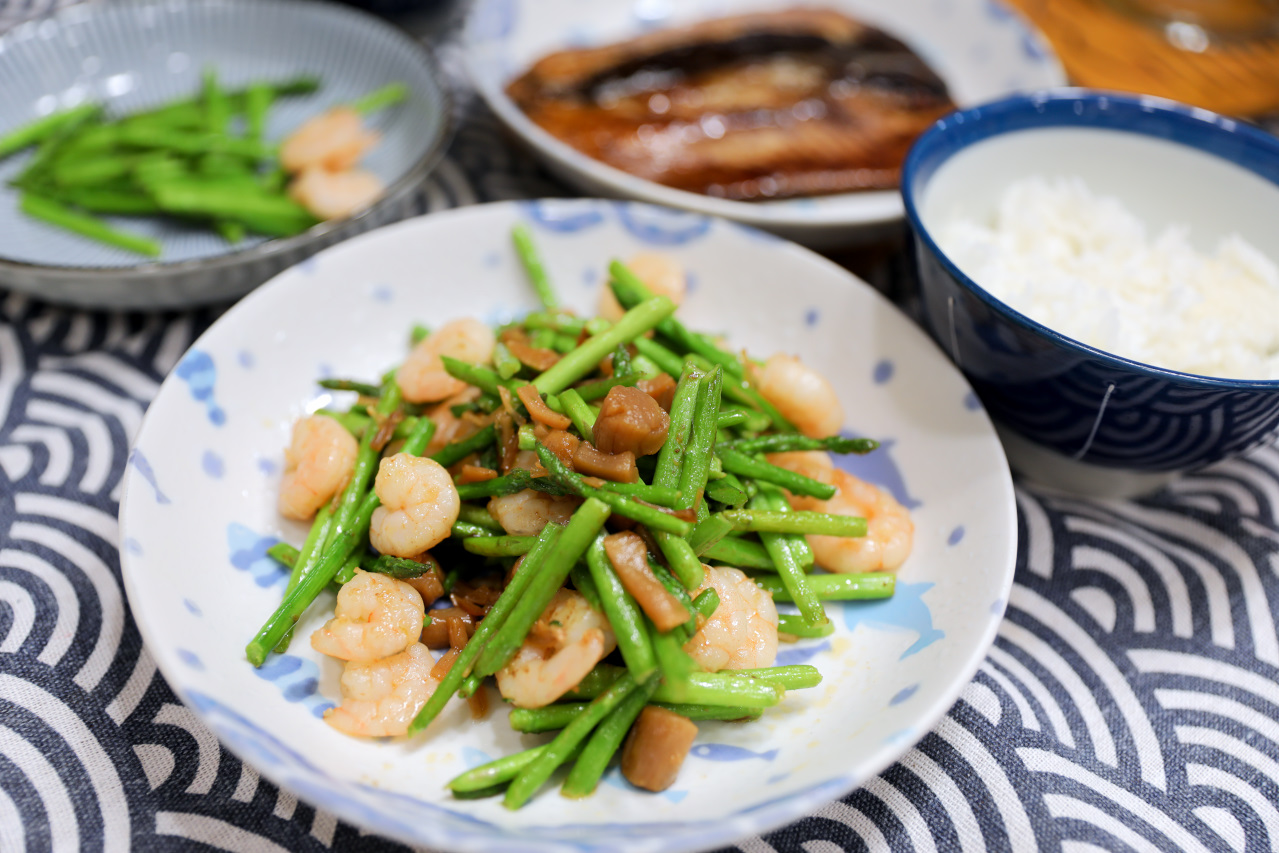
[464,0,1066,248]
[118,199,1017,853]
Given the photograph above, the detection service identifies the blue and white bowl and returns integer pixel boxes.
[902,90,1279,496]
[0,0,451,309]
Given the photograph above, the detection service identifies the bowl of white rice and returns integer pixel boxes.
[901,89,1279,496]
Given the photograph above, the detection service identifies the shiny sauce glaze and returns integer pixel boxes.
[506,9,956,200]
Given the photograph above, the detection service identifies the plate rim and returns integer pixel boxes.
[119,198,1019,853]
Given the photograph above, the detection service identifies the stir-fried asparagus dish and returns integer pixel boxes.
[246,228,914,807]
[0,72,407,256]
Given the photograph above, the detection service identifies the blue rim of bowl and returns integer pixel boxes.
[901,87,1279,390]
[0,0,453,281]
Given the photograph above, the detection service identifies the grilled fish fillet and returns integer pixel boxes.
[507,8,955,200]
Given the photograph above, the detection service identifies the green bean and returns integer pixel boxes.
[677,366,722,513]
[650,614,696,700]
[587,536,658,684]
[149,180,317,235]
[588,481,682,507]
[562,677,660,798]
[570,562,603,611]
[736,665,823,691]
[512,224,558,310]
[407,522,565,735]
[203,68,230,133]
[558,388,596,440]
[532,297,677,395]
[716,410,747,429]
[267,542,299,567]
[350,81,409,115]
[474,498,612,678]
[723,434,880,456]
[631,336,685,379]
[51,156,139,188]
[653,672,783,708]
[701,535,774,570]
[0,104,100,159]
[451,520,494,538]
[462,535,535,557]
[777,614,836,638]
[704,472,749,509]
[610,260,744,378]
[652,702,760,721]
[509,702,587,733]
[363,553,439,579]
[715,448,837,500]
[533,443,692,536]
[754,572,896,601]
[492,342,522,380]
[749,487,826,628]
[317,378,381,396]
[19,194,160,257]
[652,532,702,590]
[40,186,160,215]
[687,515,735,556]
[456,469,534,500]
[571,372,641,403]
[244,82,274,142]
[431,424,497,468]
[652,363,701,490]
[448,742,585,793]
[505,672,641,809]
[286,503,332,595]
[721,508,867,537]
[718,405,773,434]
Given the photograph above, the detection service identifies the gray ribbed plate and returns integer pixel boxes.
[0,0,450,308]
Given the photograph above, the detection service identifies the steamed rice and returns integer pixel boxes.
[939,176,1279,380]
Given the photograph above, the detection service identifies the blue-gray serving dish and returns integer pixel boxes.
[902,90,1279,495]
[0,0,451,309]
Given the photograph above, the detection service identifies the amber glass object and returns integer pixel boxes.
[1006,0,1279,117]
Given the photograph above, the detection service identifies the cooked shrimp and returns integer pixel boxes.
[278,414,359,520]
[324,643,438,737]
[310,569,425,663]
[368,454,460,558]
[279,106,379,173]
[792,469,913,573]
[599,251,688,321]
[288,166,384,220]
[488,488,580,536]
[753,353,844,439]
[487,450,580,535]
[397,318,497,404]
[684,564,778,672]
[496,589,617,708]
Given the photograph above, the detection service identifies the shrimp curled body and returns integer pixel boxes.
[324,643,438,737]
[684,565,778,672]
[792,469,913,573]
[289,167,383,220]
[310,569,425,663]
[754,353,844,439]
[397,318,497,404]
[278,414,359,520]
[279,107,379,173]
[369,454,461,558]
[496,589,617,708]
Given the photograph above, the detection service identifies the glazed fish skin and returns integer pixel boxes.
[507,8,955,201]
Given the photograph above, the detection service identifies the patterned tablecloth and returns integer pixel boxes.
[5,2,1279,851]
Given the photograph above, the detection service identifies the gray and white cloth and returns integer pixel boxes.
[5,2,1279,851]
